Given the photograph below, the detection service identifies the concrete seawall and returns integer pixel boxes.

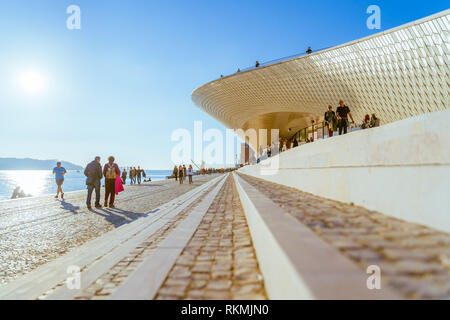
[239,109,450,233]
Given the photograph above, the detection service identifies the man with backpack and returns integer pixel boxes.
[103,156,120,208]
[84,156,103,209]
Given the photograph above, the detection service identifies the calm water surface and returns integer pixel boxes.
[0,170,172,201]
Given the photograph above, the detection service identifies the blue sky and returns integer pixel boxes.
[0,0,448,169]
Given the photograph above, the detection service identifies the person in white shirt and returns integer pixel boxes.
[187,165,194,184]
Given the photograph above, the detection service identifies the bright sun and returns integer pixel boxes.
[18,71,46,94]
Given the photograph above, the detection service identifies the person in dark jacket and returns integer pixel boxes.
[173,165,178,181]
[136,166,142,184]
[336,100,355,135]
[84,156,103,209]
[178,165,184,184]
[103,156,120,208]
[121,168,127,185]
[324,105,337,137]
[129,167,133,184]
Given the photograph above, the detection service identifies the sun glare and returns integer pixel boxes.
[18,71,46,94]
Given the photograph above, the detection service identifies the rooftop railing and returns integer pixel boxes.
[219,46,332,79]
[289,121,361,145]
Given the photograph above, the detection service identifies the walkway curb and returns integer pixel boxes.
[110,174,228,299]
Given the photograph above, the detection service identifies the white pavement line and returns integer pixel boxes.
[233,173,401,300]
[45,176,226,300]
[0,176,223,300]
[110,174,229,300]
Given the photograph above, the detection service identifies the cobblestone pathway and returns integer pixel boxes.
[71,186,211,300]
[238,173,450,300]
[155,175,267,300]
[0,175,216,285]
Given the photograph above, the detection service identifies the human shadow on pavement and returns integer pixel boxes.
[88,207,148,228]
[126,184,164,188]
[59,200,80,214]
[108,207,149,220]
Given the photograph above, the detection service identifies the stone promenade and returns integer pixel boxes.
[67,174,266,300]
[0,175,216,285]
[1,172,448,300]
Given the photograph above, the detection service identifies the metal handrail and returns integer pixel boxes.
[288,120,361,143]
[220,46,332,79]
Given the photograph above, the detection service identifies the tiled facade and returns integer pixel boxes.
[192,10,449,138]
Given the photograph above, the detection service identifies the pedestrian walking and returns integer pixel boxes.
[336,100,355,135]
[187,165,194,184]
[182,165,187,181]
[128,167,133,184]
[84,156,103,209]
[173,165,178,181]
[121,168,127,185]
[103,156,120,208]
[178,165,184,184]
[53,162,67,199]
[131,167,137,184]
[136,166,142,184]
[324,105,337,137]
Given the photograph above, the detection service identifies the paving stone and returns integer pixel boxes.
[158,285,186,298]
[0,175,217,286]
[203,290,231,300]
[155,176,267,300]
[206,280,232,291]
[238,173,450,300]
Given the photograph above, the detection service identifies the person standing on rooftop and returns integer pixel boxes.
[53,161,67,199]
[103,156,120,208]
[84,156,103,209]
[336,100,355,135]
[306,46,312,54]
[255,61,260,68]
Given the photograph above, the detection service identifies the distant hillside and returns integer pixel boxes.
[0,158,83,170]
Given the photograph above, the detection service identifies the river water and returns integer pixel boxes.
[0,170,172,201]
